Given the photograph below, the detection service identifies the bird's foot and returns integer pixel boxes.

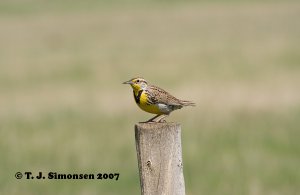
[141,114,168,123]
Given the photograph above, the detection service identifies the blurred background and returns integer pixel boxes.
[1,0,300,194]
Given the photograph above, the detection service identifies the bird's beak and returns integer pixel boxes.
[123,80,132,85]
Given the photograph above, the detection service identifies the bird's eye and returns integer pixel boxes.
[136,79,140,83]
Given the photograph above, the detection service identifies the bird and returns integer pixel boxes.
[123,77,195,122]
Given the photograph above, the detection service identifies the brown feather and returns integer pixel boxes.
[147,85,194,106]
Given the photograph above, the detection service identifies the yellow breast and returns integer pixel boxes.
[136,91,163,114]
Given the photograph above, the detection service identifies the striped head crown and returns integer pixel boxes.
[123,77,148,91]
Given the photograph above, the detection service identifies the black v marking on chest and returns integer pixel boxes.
[133,90,143,104]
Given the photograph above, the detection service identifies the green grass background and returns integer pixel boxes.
[1,0,300,194]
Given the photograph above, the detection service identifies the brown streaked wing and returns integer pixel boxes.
[147,85,182,106]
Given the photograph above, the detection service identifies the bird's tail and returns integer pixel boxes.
[180,100,196,107]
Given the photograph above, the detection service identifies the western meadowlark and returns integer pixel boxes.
[123,77,195,122]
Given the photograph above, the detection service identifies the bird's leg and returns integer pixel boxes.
[146,114,169,123]
[146,114,161,123]
[148,114,168,123]
[156,114,169,123]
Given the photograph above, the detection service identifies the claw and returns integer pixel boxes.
[158,119,167,123]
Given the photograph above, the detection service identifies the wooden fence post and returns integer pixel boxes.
[135,122,185,195]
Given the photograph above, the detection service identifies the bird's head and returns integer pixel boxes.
[123,77,148,91]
